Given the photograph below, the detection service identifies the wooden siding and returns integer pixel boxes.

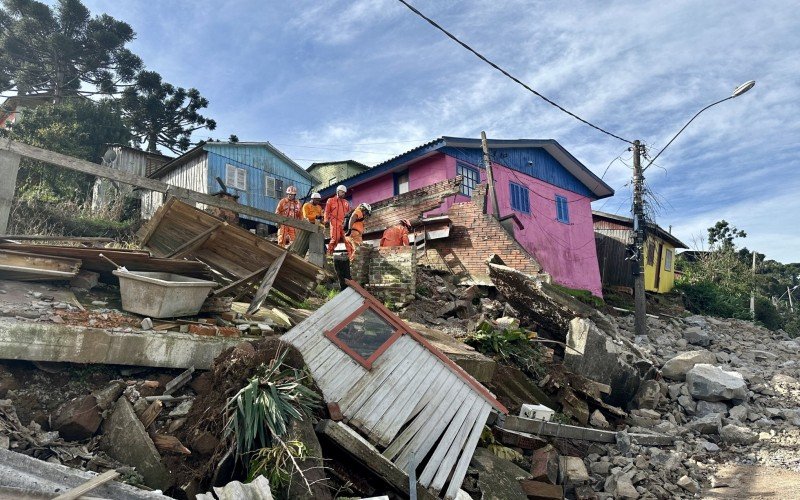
[93,146,171,212]
[204,145,313,224]
[594,229,634,288]
[141,154,208,219]
[282,287,498,499]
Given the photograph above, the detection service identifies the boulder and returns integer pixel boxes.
[662,350,717,381]
[604,472,639,499]
[695,400,728,418]
[633,379,661,410]
[51,395,102,441]
[686,413,722,434]
[720,424,759,445]
[686,364,747,402]
[590,410,610,429]
[677,475,700,493]
[470,447,529,500]
[100,398,171,490]
[729,405,748,421]
[684,327,711,347]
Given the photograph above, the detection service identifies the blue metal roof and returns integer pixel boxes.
[317,137,614,199]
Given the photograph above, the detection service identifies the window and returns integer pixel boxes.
[509,182,530,213]
[328,177,337,186]
[555,195,569,223]
[456,162,480,197]
[225,164,247,191]
[395,171,410,195]
[325,305,401,369]
[664,249,673,271]
[265,176,284,199]
[647,242,656,266]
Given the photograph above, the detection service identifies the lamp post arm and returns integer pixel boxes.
[643,95,734,171]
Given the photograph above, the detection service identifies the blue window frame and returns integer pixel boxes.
[509,182,530,214]
[456,162,480,197]
[555,195,569,223]
[394,171,409,195]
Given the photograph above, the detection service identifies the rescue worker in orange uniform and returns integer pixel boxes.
[324,185,353,257]
[275,185,301,247]
[346,203,371,259]
[380,219,412,247]
[302,192,324,224]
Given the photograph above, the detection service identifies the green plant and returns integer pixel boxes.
[225,350,320,460]
[552,283,605,308]
[466,321,546,379]
[247,440,307,487]
[415,285,431,297]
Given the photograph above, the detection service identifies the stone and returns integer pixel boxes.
[677,475,700,493]
[590,410,610,429]
[190,430,219,456]
[695,400,728,418]
[686,364,747,402]
[605,473,639,499]
[728,405,748,421]
[661,350,717,381]
[559,456,590,491]
[470,447,529,500]
[686,413,722,434]
[51,395,102,441]
[169,400,193,417]
[140,318,153,331]
[720,424,759,445]
[616,431,631,454]
[633,379,661,410]
[590,461,611,475]
[495,316,520,330]
[530,445,559,484]
[701,441,720,452]
[92,381,126,411]
[684,327,711,347]
[678,395,696,416]
[100,398,171,490]
[0,367,18,398]
[70,270,99,290]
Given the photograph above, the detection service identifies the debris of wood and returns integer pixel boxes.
[52,469,120,500]
[0,234,115,243]
[139,401,163,429]
[247,250,287,315]
[200,295,233,314]
[164,366,195,395]
[492,428,547,451]
[143,395,193,403]
[150,433,191,455]
[137,198,324,303]
[0,249,81,281]
[519,479,563,500]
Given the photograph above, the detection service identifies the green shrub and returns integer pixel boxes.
[551,284,604,308]
[755,297,784,331]
[675,280,750,320]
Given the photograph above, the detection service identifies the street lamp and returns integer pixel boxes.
[631,80,755,338]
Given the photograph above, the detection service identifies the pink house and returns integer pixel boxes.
[318,137,614,296]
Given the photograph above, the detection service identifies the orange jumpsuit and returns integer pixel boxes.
[380,224,410,247]
[276,197,301,247]
[301,202,323,223]
[324,196,352,257]
[348,206,367,249]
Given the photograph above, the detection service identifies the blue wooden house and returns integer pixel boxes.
[142,141,315,230]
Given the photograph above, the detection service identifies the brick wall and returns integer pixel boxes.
[428,185,542,284]
[351,245,417,304]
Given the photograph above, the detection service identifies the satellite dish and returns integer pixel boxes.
[102,149,117,165]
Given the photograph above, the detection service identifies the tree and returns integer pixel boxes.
[121,70,216,153]
[1,98,130,201]
[707,220,747,251]
[0,0,142,102]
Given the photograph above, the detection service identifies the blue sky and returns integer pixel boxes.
[80,0,799,263]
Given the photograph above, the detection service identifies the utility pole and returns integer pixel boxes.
[750,251,757,318]
[481,131,500,219]
[788,286,794,313]
[632,140,647,337]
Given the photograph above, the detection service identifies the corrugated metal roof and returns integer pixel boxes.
[592,210,688,249]
[196,476,273,500]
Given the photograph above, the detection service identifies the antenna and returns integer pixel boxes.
[102,149,117,165]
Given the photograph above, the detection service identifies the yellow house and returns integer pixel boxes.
[593,211,688,293]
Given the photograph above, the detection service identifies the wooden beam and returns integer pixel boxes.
[52,469,120,500]
[0,150,21,235]
[211,264,270,296]
[166,221,226,258]
[247,250,288,315]
[0,235,115,243]
[0,139,322,233]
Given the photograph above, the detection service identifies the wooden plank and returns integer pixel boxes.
[212,265,269,296]
[0,249,81,281]
[384,377,468,462]
[164,366,195,395]
[246,250,287,315]
[139,400,163,429]
[419,395,482,488]
[52,469,120,500]
[151,433,191,455]
[0,235,115,243]
[503,415,675,446]
[316,420,439,500]
[443,403,492,500]
[288,228,311,257]
[0,150,21,235]
[308,230,326,268]
[166,221,225,258]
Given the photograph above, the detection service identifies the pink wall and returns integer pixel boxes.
[345,153,603,296]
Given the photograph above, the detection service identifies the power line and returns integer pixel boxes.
[396,0,633,145]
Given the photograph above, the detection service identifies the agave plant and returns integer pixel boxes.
[225,350,320,459]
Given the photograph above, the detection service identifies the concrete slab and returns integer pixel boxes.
[0,447,168,499]
[0,318,246,369]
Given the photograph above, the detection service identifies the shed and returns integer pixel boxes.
[281,281,507,499]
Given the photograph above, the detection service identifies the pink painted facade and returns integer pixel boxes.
[346,152,603,296]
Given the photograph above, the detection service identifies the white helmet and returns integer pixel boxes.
[311,192,321,199]
[336,185,347,193]
[286,185,298,195]
[360,202,371,213]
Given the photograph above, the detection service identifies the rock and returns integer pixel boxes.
[470,447,529,500]
[604,473,639,499]
[662,350,717,381]
[590,461,611,475]
[684,327,711,346]
[686,364,747,402]
[772,374,797,385]
[559,456,590,491]
[720,424,759,445]
[677,475,700,493]
[140,318,153,330]
[729,405,748,421]
[616,431,631,454]
[190,430,219,455]
[678,395,696,416]
[169,400,193,417]
[530,445,559,484]
[51,395,102,441]
[633,379,661,410]
[700,441,720,452]
[100,398,171,490]
[70,270,99,290]
[590,410,610,429]
[92,381,126,411]
[695,400,728,418]
[0,367,18,398]
[495,316,520,330]
[686,413,722,434]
